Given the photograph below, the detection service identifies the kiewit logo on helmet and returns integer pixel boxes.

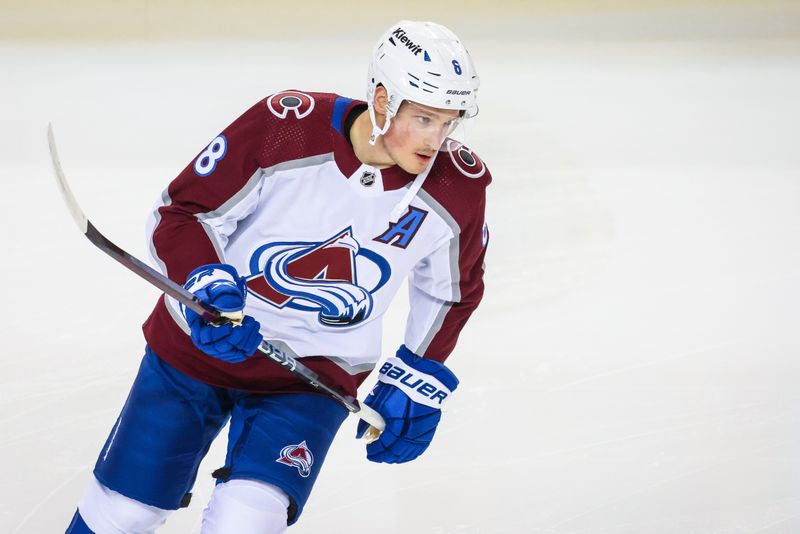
[391,28,423,56]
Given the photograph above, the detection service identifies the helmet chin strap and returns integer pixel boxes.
[389,151,437,222]
[368,102,394,146]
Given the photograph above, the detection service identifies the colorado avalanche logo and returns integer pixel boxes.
[246,228,391,327]
[276,441,314,478]
[446,139,486,179]
[267,90,315,120]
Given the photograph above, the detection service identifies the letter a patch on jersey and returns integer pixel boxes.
[247,228,391,327]
[373,207,428,249]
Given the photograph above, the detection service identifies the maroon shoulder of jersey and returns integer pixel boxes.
[425,138,492,223]
[260,90,373,178]
[258,90,354,166]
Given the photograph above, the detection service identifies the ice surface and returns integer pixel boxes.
[2,26,800,534]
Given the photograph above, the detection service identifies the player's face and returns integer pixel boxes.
[383,102,461,174]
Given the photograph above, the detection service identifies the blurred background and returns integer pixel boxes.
[3,0,800,41]
[3,1,800,532]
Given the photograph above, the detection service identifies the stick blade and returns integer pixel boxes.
[356,404,386,443]
[48,123,89,234]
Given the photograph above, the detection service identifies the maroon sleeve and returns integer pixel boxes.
[415,148,492,363]
[424,189,488,362]
[150,100,269,284]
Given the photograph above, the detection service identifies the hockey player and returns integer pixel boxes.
[66,20,490,533]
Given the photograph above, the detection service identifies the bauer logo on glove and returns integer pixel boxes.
[376,360,451,407]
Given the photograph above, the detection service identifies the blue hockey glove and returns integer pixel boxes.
[182,264,263,363]
[356,345,459,463]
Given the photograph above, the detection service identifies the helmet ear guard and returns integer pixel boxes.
[367,20,480,146]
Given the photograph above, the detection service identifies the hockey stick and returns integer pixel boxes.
[47,124,384,442]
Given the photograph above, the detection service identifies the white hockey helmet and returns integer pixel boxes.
[367,20,480,145]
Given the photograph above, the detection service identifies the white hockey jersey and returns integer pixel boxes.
[143,91,490,397]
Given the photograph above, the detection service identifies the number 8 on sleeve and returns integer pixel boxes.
[194,135,227,176]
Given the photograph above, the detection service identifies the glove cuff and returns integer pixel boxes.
[395,345,459,391]
[185,264,242,289]
[183,264,247,313]
[376,346,458,409]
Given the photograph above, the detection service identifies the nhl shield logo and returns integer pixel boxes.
[276,440,314,478]
[360,170,376,187]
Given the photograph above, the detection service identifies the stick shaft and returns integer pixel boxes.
[47,124,385,434]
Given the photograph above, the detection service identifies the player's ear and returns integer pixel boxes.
[373,85,388,115]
